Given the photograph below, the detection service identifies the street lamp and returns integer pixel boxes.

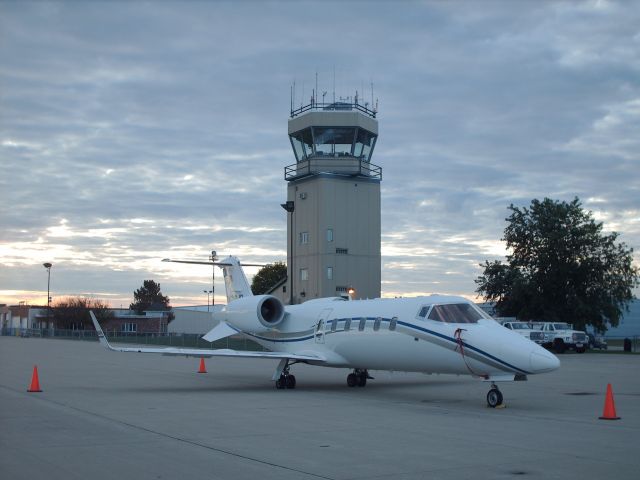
[203,290,213,311]
[209,250,218,305]
[281,201,295,305]
[43,262,52,328]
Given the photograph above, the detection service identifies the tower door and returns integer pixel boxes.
[315,308,332,344]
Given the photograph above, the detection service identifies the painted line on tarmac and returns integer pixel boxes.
[0,384,335,480]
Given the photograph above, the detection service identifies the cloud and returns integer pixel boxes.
[1,1,639,307]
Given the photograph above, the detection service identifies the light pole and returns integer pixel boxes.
[43,262,52,328]
[280,201,295,305]
[203,290,212,311]
[209,250,218,305]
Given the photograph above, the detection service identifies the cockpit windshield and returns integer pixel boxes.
[427,303,486,324]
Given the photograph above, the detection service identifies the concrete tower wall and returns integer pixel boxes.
[287,175,381,302]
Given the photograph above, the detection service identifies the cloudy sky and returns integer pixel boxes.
[1,0,639,308]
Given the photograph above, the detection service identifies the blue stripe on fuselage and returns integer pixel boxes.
[229,317,531,374]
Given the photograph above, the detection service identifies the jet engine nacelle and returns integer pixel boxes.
[222,295,286,333]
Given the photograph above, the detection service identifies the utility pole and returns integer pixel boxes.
[43,263,52,328]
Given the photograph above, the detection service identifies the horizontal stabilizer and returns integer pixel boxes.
[202,322,237,343]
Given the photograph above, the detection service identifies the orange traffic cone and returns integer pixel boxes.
[198,358,207,374]
[27,365,42,392]
[599,383,620,420]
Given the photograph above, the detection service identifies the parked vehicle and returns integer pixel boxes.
[587,333,607,350]
[531,322,587,354]
[501,321,546,345]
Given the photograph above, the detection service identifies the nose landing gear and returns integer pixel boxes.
[486,382,504,408]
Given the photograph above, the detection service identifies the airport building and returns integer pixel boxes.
[280,100,381,304]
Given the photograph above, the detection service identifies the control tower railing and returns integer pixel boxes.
[290,101,377,119]
[285,157,382,181]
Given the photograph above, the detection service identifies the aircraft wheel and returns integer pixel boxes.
[357,374,367,387]
[286,375,296,389]
[275,377,285,389]
[347,373,358,387]
[487,388,503,408]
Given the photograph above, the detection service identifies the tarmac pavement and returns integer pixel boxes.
[1,336,639,479]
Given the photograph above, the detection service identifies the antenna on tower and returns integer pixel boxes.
[333,66,336,104]
[370,81,374,110]
[315,71,318,106]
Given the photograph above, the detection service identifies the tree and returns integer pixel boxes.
[52,297,114,330]
[251,262,287,295]
[476,197,638,332]
[130,280,173,318]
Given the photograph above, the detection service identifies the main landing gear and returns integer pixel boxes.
[275,361,296,389]
[486,382,504,408]
[347,369,373,388]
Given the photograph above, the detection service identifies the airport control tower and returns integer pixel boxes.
[283,96,381,303]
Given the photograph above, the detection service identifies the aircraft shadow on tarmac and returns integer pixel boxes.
[96,377,471,398]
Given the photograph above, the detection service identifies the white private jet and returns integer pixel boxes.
[91,256,560,407]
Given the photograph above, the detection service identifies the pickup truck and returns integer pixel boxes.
[501,322,546,345]
[531,322,587,353]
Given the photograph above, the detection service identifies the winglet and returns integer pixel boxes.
[90,311,114,351]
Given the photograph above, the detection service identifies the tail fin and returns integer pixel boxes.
[219,256,253,303]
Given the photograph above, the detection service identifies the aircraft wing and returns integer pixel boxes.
[89,312,325,362]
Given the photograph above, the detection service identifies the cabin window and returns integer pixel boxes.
[330,319,337,332]
[344,318,351,331]
[427,303,483,324]
[389,317,397,331]
[358,318,366,331]
[417,306,430,319]
[373,317,381,331]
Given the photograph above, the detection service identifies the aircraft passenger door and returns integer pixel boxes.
[315,308,332,344]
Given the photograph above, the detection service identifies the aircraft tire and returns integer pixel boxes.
[286,375,296,389]
[275,377,285,389]
[357,375,367,387]
[347,373,358,387]
[487,388,503,408]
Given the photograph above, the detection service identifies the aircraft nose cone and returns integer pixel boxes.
[529,349,560,373]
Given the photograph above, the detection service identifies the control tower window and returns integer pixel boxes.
[354,128,377,161]
[290,128,314,161]
[313,127,356,157]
